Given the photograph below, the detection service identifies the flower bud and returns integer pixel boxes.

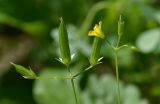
[88,21,104,66]
[118,15,124,37]
[58,18,71,66]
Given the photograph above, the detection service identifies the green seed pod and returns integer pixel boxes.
[89,37,102,66]
[11,63,37,79]
[58,18,71,66]
[118,15,124,37]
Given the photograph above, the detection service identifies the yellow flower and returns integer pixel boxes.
[88,21,105,39]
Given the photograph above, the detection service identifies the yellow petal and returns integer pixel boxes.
[88,21,105,39]
[88,30,97,36]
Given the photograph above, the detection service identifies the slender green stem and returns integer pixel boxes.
[114,35,121,104]
[67,67,79,104]
[67,66,71,73]
[35,76,73,80]
[115,50,121,104]
[73,66,93,78]
[73,62,102,78]
[71,79,78,104]
[118,44,128,50]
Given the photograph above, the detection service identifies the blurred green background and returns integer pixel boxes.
[0,0,160,104]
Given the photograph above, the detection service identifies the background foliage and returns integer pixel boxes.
[0,0,160,104]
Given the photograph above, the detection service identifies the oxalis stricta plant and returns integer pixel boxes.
[11,16,137,104]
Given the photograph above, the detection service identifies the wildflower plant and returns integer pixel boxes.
[88,21,104,66]
[105,15,138,104]
[11,16,137,104]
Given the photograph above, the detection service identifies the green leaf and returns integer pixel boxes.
[136,28,160,53]
[11,63,37,79]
